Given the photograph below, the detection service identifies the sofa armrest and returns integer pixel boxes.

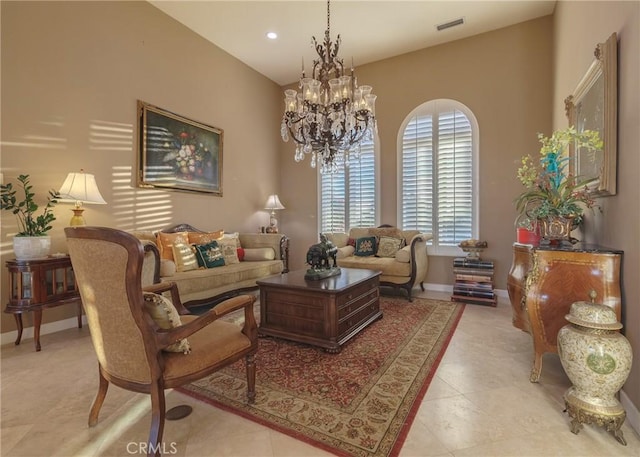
[239,233,290,273]
[407,233,432,284]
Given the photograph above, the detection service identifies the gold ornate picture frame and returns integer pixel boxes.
[137,100,223,195]
[565,33,617,196]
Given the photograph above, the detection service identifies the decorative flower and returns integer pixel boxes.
[163,130,212,181]
[515,127,602,224]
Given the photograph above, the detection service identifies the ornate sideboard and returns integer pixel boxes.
[507,243,623,382]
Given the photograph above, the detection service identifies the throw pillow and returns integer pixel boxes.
[243,247,276,261]
[172,243,199,272]
[156,232,190,261]
[217,237,240,264]
[193,241,225,268]
[223,232,242,248]
[376,236,404,258]
[188,230,224,245]
[142,292,191,354]
[355,236,377,256]
[369,227,404,240]
[160,259,176,277]
[237,247,245,261]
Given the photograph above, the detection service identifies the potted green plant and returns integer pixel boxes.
[515,127,602,245]
[1,174,59,259]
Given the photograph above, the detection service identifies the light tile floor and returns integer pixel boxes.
[1,290,639,456]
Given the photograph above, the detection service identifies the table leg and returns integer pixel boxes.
[33,309,42,352]
[13,314,23,346]
[76,301,83,329]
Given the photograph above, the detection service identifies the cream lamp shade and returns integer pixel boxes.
[264,194,285,230]
[58,170,107,226]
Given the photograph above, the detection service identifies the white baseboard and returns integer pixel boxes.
[1,315,87,347]
[621,389,640,436]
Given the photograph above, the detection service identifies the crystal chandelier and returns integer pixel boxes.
[280,0,377,174]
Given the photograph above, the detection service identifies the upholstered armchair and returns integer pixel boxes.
[65,226,257,456]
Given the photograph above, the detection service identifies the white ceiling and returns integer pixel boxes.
[150,1,556,86]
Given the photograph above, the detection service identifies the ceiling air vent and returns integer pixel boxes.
[436,17,464,31]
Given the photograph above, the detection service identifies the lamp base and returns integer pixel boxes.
[69,208,86,226]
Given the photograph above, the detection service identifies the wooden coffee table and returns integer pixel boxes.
[256,268,382,352]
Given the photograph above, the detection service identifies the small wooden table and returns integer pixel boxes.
[5,256,82,351]
[256,268,382,353]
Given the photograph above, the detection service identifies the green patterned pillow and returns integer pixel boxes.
[355,236,377,256]
[194,241,225,268]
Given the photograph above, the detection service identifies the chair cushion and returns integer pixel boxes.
[162,315,253,385]
[194,240,225,268]
[142,292,191,354]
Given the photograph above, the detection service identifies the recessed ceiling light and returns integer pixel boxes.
[266,32,278,40]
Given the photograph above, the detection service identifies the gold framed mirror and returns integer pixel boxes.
[565,32,617,196]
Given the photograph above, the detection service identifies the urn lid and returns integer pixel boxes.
[565,301,622,330]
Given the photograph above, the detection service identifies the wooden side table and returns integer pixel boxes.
[5,256,82,351]
[507,243,623,382]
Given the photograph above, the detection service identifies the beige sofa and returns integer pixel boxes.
[324,226,432,301]
[134,224,288,307]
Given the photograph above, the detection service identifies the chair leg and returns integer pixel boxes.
[246,353,256,404]
[147,380,166,457]
[89,366,109,427]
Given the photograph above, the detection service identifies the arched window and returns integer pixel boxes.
[319,138,378,233]
[398,99,478,255]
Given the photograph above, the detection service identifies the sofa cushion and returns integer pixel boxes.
[355,236,377,256]
[324,232,349,248]
[395,246,411,263]
[217,238,240,264]
[376,236,404,258]
[188,230,224,245]
[349,227,371,240]
[337,255,412,277]
[142,292,191,354]
[160,259,177,276]
[243,247,276,261]
[172,243,199,272]
[194,241,225,268]
[336,245,355,258]
[223,232,242,248]
[369,227,404,240]
[157,232,190,261]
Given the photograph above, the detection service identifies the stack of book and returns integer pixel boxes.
[451,257,496,306]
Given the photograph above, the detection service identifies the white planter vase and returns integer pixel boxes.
[13,235,51,260]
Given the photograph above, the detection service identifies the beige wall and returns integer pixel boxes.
[553,0,640,419]
[1,1,283,333]
[280,16,554,287]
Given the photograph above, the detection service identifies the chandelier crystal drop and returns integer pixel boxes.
[280,0,377,174]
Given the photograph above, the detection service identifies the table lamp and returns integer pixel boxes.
[264,194,285,233]
[58,170,107,226]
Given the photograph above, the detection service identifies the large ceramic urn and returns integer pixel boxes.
[557,297,632,445]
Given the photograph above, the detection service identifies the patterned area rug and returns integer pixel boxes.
[178,296,464,457]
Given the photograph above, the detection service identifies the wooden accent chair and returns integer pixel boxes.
[65,226,257,456]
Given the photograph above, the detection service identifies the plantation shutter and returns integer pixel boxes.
[400,100,475,250]
[320,139,376,233]
[437,110,472,245]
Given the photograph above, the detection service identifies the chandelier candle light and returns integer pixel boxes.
[281,0,377,174]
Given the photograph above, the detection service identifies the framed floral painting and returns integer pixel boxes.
[137,100,223,195]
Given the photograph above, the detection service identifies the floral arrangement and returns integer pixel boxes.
[163,131,213,181]
[515,126,603,225]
